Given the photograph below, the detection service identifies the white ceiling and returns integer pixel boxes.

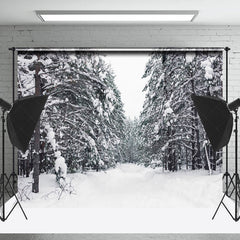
[1,0,240,25]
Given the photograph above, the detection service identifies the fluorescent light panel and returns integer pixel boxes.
[36,11,198,22]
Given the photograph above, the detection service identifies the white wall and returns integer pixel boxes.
[0,24,239,175]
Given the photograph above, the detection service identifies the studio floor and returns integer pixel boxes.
[0,234,240,240]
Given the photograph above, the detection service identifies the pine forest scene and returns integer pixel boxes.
[17,50,224,208]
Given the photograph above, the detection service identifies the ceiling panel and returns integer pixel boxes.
[1,0,240,25]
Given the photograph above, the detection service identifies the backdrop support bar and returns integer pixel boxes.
[224,47,230,197]
[9,47,226,52]
[12,47,16,190]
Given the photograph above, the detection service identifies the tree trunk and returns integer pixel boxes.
[191,79,196,170]
[26,153,30,177]
[32,61,41,193]
[191,117,196,170]
[185,147,188,170]
[211,148,217,171]
[32,121,40,193]
[195,119,201,169]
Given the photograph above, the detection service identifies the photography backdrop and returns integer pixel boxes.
[16,49,223,198]
[1,24,240,233]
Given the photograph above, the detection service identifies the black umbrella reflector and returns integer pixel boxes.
[191,94,233,151]
[7,95,48,153]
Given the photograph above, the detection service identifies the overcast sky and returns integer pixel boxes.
[105,53,150,120]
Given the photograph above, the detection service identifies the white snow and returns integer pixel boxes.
[99,160,105,166]
[18,163,221,209]
[163,107,173,117]
[87,136,96,147]
[161,142,169,151]
[44,124,67,180]
[185,52,196,63]
[153,124,159,134]
[163,98,174,117]
[54,151,67,180]
[45,124,58,151]
[201,57,215,80]
[21,150,29,159]
[39,58,53,66]
[158,73,165,84]
[1,163,239,233]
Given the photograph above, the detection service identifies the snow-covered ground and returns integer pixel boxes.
[18,163,222,208]
[0,163,239,233]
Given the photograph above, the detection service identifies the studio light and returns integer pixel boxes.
[192,94,240,221]
[191,94,233,151]
[0,95,48,221]
[36,10,198,23]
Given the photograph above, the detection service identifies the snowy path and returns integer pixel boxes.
[19,163,223,209]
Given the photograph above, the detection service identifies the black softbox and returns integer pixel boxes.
[7,95,48,153]
[191,94,233,151]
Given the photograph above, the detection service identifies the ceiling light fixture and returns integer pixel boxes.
[36,11,198,22]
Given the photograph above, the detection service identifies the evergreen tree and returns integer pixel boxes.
[139,51,223,171]
[17,51,126,181]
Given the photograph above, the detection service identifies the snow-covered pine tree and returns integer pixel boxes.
[17,51,126,181]
[138,53,165,167]
[139,51,223,171]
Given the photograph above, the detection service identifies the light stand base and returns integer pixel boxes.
[212,173,240,221]
[0,173,27,221]
[212,108,240,222]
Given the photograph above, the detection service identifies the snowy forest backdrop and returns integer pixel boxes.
[17,50,223,192]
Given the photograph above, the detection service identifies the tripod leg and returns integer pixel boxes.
[4,174,27,220]
[212,173,237,220]
[212,191,227,220]
[228,174,237,198]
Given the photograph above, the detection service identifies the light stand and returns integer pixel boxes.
[212,102,240,221]
[191,94,240,221]
[224,47,230,199]
[0,94,48,221]
[0,107,27,221]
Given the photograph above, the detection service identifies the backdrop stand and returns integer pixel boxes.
[223,47,230,197]
[212,108,240,221]
[0,108,27,221]
[11,47,16,192]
